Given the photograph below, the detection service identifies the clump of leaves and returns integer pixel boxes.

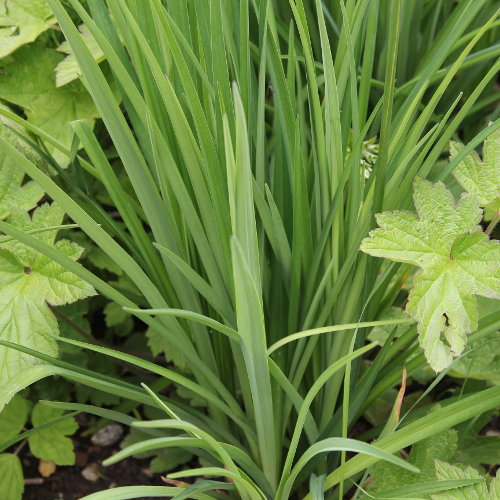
[361,177,500,372]
[0,397,78,500]
[0,203,95,410]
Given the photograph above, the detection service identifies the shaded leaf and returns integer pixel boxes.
[370,428,458,492]
[0,44,99,163]
[0,115,44,220]
[28,402,78,465]
[0,396,29,442]
[0,453,23,500]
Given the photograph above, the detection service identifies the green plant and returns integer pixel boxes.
[0,0,499,499]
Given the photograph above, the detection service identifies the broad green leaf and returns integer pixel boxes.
[0,453,23,500]
[0,396,30,442]
[55,24,105,87]
[0,0,55,58]
[370,429,458,492]
[0,44,99,163]
[0,203,95,406]
[0,116,44,219]
[450,128,500,206]
[431,460,489,500]
[28,402,78,465]
[361,177,500,371]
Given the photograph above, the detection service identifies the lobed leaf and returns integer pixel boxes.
[28,402,78,465]
[451,128,500,206]
[361,177,500,371]
[0,203,95,408]
[0,0,55,58]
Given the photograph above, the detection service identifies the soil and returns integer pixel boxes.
[21,432,166,500]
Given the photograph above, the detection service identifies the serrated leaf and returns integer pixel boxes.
[55,24,105,87]
[28,402,78,465]
[0,0,55,58]
[87,247,123,275]
[0,396,30,443]
[368,307,410,344]
[361,177,500,371]
[370,428,458,493]
[0,118,44,220]
[431,460,488,500]
[453,410,500,469]
[491,472,500,500]
[0,203,96,408]
[103,301,131,328]
[0,453,23,500]
[451,128,500,206]
[57,301,90,342]
[146,325,187,371]
[0,44,99,164]
[449,330,500,384]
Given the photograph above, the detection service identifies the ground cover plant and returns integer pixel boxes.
[0,0,499,498]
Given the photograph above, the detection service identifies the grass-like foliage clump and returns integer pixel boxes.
[0,0,499,499]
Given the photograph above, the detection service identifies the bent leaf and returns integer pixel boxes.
[361,178,500,371]
[0,204,95,406]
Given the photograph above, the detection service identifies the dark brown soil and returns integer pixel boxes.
[21,433,166,500]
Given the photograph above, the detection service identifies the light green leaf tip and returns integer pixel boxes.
[361,177,500,372]
[0,203,96,409]
[450,128,500,207]
[0,0,55,58]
